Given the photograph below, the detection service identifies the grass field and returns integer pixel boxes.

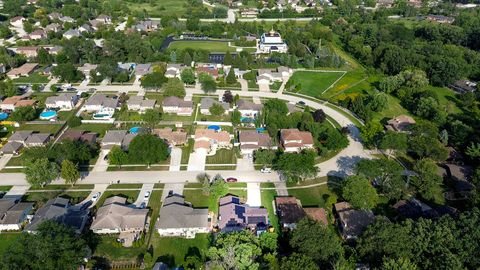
[12,72,49,84]
[288,71,345,98]
[206,149,237,164]
[149,234,210,268]
[169,41,239,52]
[126,0,188,17]
[287,177,339,208]
[70,124,113,137]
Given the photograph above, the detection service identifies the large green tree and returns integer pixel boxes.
[142,109,162,129]
[128,134,169,166]
[342,175,379,210]
[24,158,60,188]
[356,158,406,200]
[411,158,443,201]
[108,145,128,167]
[61,159,80,186]
[275,151,317,183]
[163,78,186,98]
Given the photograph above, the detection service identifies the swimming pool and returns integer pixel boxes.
[241,117,254,123]
[256,127,266,133]
[0,112,9,121]
[207,125,221,131]
[40,110,57,120]
[130,127,141,134]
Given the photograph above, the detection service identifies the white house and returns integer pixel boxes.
[83,94,118,112]
[162,96,194,116]
[10,16,25,27]
[258,29,288,53]
[63,29,81,39]
[257,67,292,85]
[127,96,156,113]
[236,99,263,118]
[165,64,186,78]
[238,130,274,156]
[45,93,78,110]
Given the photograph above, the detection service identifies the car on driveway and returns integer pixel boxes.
[260,167,272,173]
[92,192,101,201]
[226,177,238,183]
[140,202,146,209]
[144,191,151,200]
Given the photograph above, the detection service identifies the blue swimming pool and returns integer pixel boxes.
[0,112,8,121]
[241,117,254,123]
[130,127,141,134]
[256,127,266,133]
[207,125,221,131]
[40,110,57,120]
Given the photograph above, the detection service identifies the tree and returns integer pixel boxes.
[381,258,419,270]
[183,52,192,66]
[379,131,408,154]
[209,103,226,116]
[208,176,229,199]
[1,220,89,270]
[37,47,52,65]
[356,158,406,200]
[201,76,217,93]
[254,149,276,167]
[10,106,37,121]
[52,63,84,82]
[312,109,326,122]
[180,68,196,84]
[163,78,186,98]
[231,109,241,126]
[360,121,384,147]
[142,109,162,129]
[61,159,80,186]
[466,142,480,161]
[226,67,237,85]
[411,158,442,201]
[67,116,82,127]
[224,51,233,65]
[342,175,379,210]
[222,90,233,103]
[275,151,317,183]
[0,80,18,97]
[128,134,169,166]
[281,253,320,270]
[141,71,167,90]
[108,146,128,167]
[290,218,344,267]
[24,158,59,187]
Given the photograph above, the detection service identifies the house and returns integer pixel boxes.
[79,24,94,33]
[135,64,152,78]
[16,47,39,58]
[1,131,50,154]
[162,96,194,116]
[334,202,375,240]
[126,96,156,113]
[45,23,62,33]
[78,63,98,79]
[238,130,273,156]
[194,129,231,153]
[275,197,328,229]
[59,130,98,145]
[63,29,81,39]
[153,128,188,146]
[25,197,90,233]
[8,131,33,143]
[385,115,416,132]
[444,164,475,192]
[257,67,292,84]
[59,16,75,23]
[0,199,33,231]
[48,12,62,20]
[236,99,263,118]
[29,29,46,40]
[376,0,395,8]
[449,80,477,93]
[258,29,288,53]
[426,14,455,24]
[117,62,135,73]
[134,20,160,32]
[165,64,187,78]
[393,198,438,220]
[196,65,219,78]
[10,16,25,27]
[0,141,23,155]
[90,196,148,234]
[83,94,119,112]
[199,97,229,115]
[45,93,79,110]
[0,95,37,110]
[24,133,51,147]
[156,194,211,238]
[280,129,314,153]
[47,46,63,55]
[101,130,136,150]
[218,195,269,233]
[95,15,112,25]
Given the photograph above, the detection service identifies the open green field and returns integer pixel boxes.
[287,177,339,208]
[169,41,239,52]
[150,234,210,267]
[427,86,462,114]
[288,71,345,98]
[126,0,188,17]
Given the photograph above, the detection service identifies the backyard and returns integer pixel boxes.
[287,71,345,98]
[260,183,279,230]
[167,40,255,53]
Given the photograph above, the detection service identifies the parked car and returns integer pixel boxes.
[140,202,146,209]
[297,100,306,106]
[226,177,238,183]
[260,167,272,173]
[144,191,151,200]
[91,192,101,201]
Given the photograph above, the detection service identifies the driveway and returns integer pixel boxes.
[76,184,108,208]
[239,78,248,91]
[161,183,184,200]
[246,183,261,207]
[236,157,254,171]
[0,154,13,171]
[3,185,29,201]
[252,96,261,104]
[187,149,207,171]
[169,147,182,171]
[274,182,288,196]
[133,184,154,207]
[259,83,270,92]
[92,149,110,172]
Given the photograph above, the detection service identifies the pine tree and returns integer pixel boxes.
[223,51,233,65]
[226,68,237,85]
[183,52,192,66]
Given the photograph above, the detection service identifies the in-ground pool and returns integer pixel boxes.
[129,127,141,134]
[256,127,266,133]
[0,112,8,121]
[241,117,254,123]
[40,110,57,120]
[207,125,221,131]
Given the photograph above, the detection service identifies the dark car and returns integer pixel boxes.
[226,177,238,183]
[297,100,306,106]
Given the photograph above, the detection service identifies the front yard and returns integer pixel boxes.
[206,148,237,164]
[12,72,50,84]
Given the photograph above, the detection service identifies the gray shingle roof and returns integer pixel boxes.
[156,194,209,230]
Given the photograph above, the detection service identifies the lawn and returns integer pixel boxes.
[0,186,12,192]
[106,184,143,190]
[181,139,194,165]
[169,41,235,52]
[29,184,94,191]
[0,233,21,257]
[260,183,279,231]
[427,85,462,114]
[287,71,345,98]
[183,183,210,208]
[206,148,237,164]
[23,191,91,208]
[17,123,64,135]
[70,123,114,137]
[94,235,145,261]
[95,190,140,209]
[324,70,371,99]
[126,0,189,17]
[287,177,339,209]
[12,72,49,84]
[149,234,211,268]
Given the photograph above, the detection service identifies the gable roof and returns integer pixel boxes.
[91,196,148,231]
[156,194,209,229]
[200,97,229,111]
[162,96,193,108]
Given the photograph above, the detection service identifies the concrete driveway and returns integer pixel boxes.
[92,149,110,172]
[259,83,270,92]
[169,147,182,171]
[236,157,254,171]
[76,184,109,208]
[133,184,154,207]
[3,185,29,201]
[246,183,261,207]
[187,149,207,171]
[0,154,13,171]
[239,78,248,91]
[161,183,184,200]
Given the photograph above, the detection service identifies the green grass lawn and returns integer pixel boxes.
[147,190,163,243]
[0,233,21,257]
[288,71,345,98]
[0,185,12,192]
[70,124,114,137]
[94,235,145,261]
[150,234,210,268]
[206,148,236,164]
[371,95,411,122]
[169,41,234,52]
[260,183,279,231]
[126,0,189,17]
[183,183,210,208]
[106,184,143,190]
[287,177,339,209]
[29,184,94,191]
[5,156,23,167]
[12,72,49,84]
[427,85,462,114]
[17,124,64,135]
[181,139,194,165]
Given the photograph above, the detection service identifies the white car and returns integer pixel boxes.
[91,192,101,201]
[144,191,151,200]
[260,167,272,173]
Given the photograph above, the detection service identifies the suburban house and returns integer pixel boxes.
[280,129,315,153]
[15,47,39,58]
[134,20,160,32]
[257,67,292,85]
[78,63,98,79]
[79,24,93,33]
[10,16,25,27]
[238,130,274,156]
[153,128,188,146]
[426,14,455,24]
[275,197,328,230]
[6,63,38,79]
[24,133,51,147]
[135,64,152,78]
[258,29,288,53]
[194,129,232,153]
[165,64,187,78]
[0,199,33,231]
[162,96,194,116]
[101,130,136,150]
[392,198,457,220]
[196,65,219,78]
[0,95,37,110]
[236,99,263,118]
[385,115,416,133]
[90,196,149,234]
[45,93,79,110]
[444,164,475,192]
[1,131,51,154]
[45,23,62,33]
[28,29,46,40]
[127,96,156,113]
[83,94,119,112]
[449,80,477,93]
[59,130,98,145]
[0,64,5,74]
[63,29,81,39]
[199,97,230,115]
[334,202,375,240]
[25,197,90,233]
[218,195,269,234]
[156,194,211,238]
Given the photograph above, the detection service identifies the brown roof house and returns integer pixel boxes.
[60,130,97,145]
[275,197,328,230]
[238,130,274,156]
[385,115,416,132]
[1,131,50,155]
[16,47,39,58]
[236,99,263,119]
[156,194,211,238]
[280,129,314,153]
[194,128,231,154]
[153,128,187,146]
[162,96,194,116]
[6,63,38,79]
[101,130,136,150]
[126,96,156,113]
[90,196,148,234]
[0,199,33,231]
[334,202,375,240]
[218,195,269,234]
